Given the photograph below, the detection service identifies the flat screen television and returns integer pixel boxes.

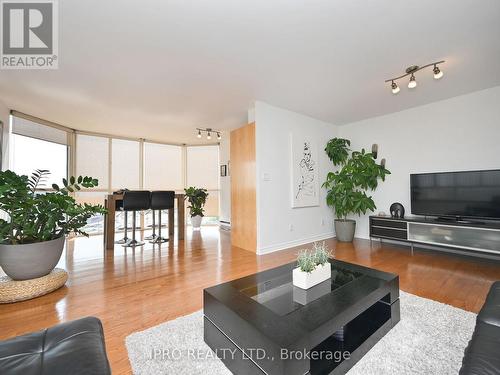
[410,169,500,220]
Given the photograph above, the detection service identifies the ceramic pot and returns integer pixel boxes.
[191,215,202,229]
[334,219,356,242]
[292,263,331,289]
[0,236,65,280]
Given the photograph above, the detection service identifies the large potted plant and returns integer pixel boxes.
[184,186,208,229]
[0,170,106,280]
[322,138,390,242]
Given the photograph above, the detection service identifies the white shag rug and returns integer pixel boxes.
[126,291,476,374]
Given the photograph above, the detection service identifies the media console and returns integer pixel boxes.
[369,216,500,257]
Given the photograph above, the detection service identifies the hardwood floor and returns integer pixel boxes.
[1,227,499,374]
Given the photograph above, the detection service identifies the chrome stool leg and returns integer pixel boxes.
[124,211,144,247]
[115,211,131,244]
[151,209,168,243]
[145,209,158,240]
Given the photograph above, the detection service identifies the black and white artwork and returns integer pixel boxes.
[291,134,319,208]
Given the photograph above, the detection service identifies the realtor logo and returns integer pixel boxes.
[1,0,58,69]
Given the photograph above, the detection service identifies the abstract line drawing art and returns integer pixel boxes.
[291,134,319,208]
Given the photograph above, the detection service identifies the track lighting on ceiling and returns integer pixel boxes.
[385,60,445,94]
[433,64,443,80]
[408,74,417,89]
[196,127,221,141]
[391,81,400,94]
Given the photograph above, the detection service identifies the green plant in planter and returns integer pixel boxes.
[296,242,333,273]
[322,138,390,242]
[0,169,106,244]
[312,241,332,265]
[184,186,208,217]
[296,250,316,273]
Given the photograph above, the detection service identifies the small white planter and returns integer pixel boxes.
[191,215,202,229]
[292,263,331,290]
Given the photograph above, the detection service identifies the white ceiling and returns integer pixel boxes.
[1,0,499,144]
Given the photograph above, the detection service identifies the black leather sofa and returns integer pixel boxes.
[0,316,111,375]
[460,281,500,374]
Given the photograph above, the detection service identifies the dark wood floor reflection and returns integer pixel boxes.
[1,227,499,374]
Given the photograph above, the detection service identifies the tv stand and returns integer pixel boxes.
[434,216,485,225]
[369,216,500,258]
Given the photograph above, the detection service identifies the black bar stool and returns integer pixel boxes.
[122,191,151,247]
[150,191,175,244]
[114,199,130,245]
[144,208,158,241]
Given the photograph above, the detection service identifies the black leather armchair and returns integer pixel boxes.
[459,281,500,374]
[0,317,111,375]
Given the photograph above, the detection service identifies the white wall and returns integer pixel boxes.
[0,100,9,170]
[219,135,231,223]
[339,86,500,239]
[255,101,338,254]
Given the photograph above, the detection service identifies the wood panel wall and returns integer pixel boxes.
[230,123,256,252]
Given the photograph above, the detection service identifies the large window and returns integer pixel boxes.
[76,134,109,189]
[10,115,68,187]
[112,139,140,190]
[9,113,222,235]
[143,142,183,191]
[186,145,220,224]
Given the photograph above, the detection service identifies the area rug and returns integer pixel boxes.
[126,291,476,374]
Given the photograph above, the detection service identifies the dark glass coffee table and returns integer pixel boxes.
[203,259,399,374]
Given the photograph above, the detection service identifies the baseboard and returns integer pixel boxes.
[257,232,335,255]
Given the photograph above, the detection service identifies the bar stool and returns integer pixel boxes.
[144,208,158,241]
[150,191,175,244]
[122,191,151,248]
[114,199,130,245]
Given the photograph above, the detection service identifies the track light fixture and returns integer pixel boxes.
[385,60,445,94]
[408,74,417,89]
[196,127,221,141]
[433,64,443,80]
[391,81,400,94]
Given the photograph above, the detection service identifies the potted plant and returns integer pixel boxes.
[0,170,106,280]
[184,186,208,229]
[292,242,332,289]
[322,138,390,242]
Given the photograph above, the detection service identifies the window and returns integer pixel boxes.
[143,142,183,191]
[10,115,68,187]
[186,145,220,224]
[112,139,140,190]
[76,134,109,189]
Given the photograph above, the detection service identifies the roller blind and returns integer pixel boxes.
[111,139,140,190]
[76,134,109,189]
[186,145,219,190]
[143,142,183,191]
[12,115,68,145]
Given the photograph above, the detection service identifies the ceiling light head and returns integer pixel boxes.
[217,132,221,140]
[433,65,443,80]
[207,131,211,140]
[391,81,400,94]
[197,130,202,138]
[408,74,417,89]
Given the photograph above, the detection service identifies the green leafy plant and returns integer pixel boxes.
[297,242,333,273]
[0,169,107,245]
[184,186,208,217]
[312,241,332,265]
[322,138,390,220]
[297,250,316,273]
